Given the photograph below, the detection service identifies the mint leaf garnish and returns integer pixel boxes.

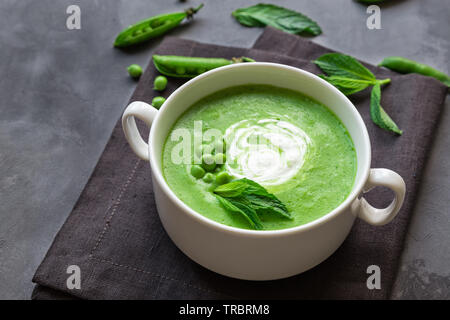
[214,180,248,197]
[216,195,263,230]
[370,83,403,135]
[214,178,292,230]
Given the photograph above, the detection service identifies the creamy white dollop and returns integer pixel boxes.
[224,118,311,186]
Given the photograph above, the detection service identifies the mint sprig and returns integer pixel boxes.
[214,178,292,230]
[313,53,402,135]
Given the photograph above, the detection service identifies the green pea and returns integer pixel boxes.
[175,66,186,75]
[151,20,162,28]
[142,26,152,33]
[127,64,143,79]
[201,154,216,172]
[214,153,226,165]
[152,96,166,109]
[153,75,168,91]
[190,165,205,179]
[203,173,214,183]
[215,171,232,185]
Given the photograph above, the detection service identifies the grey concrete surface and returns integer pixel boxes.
[0,0,448,299]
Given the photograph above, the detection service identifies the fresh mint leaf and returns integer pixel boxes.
[239,178,271,196]
[214,180,248,197]
[319,75,374,95]
[215,195,263,230]
[214,178,291,229]
[370,83,403,135]
[232,4,322,36]
[314,53,376,82]
[227,197,264,230]
[245,194,292,219]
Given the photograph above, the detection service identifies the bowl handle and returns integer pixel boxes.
[122,101,158,161]
[353,168,406,226]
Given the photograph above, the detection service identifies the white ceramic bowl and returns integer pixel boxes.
[122,63,406,280]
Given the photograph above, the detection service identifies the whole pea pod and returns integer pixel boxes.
[114,4,204,48]
[379,56,450,87]
[152,55,255,78]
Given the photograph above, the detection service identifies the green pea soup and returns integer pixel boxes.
[162,85,357,230]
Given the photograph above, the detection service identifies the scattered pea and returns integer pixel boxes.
[215,171,232,185]
[153,75,168,91]
[190,165,205,179]
[127,64,143,79]
[152,96,166,109]
[214,153,226,165]
[201,154,216,172]
[203,173,214,183]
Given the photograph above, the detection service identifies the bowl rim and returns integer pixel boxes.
[149,62,371,238]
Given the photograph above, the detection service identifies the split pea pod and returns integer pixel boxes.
[379,56,450,87]
[114,4,204,48]
[152,55,255,78]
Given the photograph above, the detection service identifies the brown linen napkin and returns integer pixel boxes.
[32,27,448,300]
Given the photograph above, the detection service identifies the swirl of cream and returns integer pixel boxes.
[224,118,311,186]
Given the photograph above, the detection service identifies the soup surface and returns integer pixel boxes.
[162,85,357,230]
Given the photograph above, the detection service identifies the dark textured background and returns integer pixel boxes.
[0,0,449,299]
